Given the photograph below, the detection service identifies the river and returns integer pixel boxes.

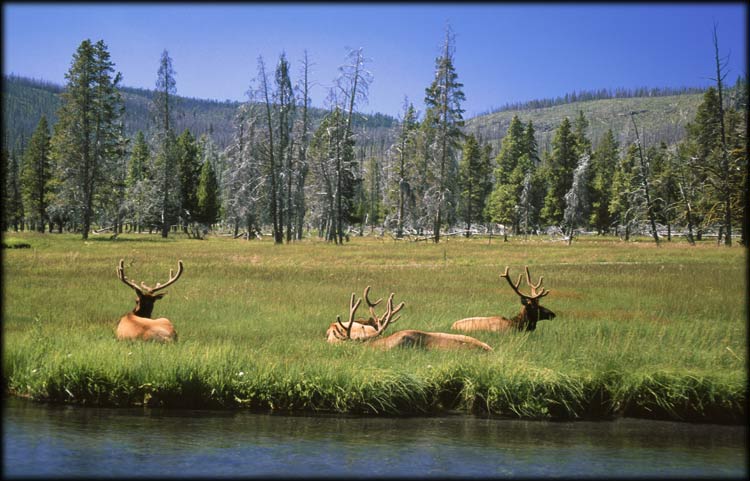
[3,397,746,478]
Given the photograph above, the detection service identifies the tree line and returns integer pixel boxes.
[3,27,747,246]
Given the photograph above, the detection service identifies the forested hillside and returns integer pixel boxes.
[465,93,705,154]
[2,75,396,151]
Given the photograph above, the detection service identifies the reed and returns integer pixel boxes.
[2,232,746,422]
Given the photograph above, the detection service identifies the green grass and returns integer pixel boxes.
[2,231,747,423]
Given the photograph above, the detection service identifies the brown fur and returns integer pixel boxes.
[117,311,177,342]
[452,266,556,333]
[115,259,182,342]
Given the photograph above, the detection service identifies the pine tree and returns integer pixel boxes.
[423,26,465,243]
[275,53,296,242]
[50,39,125,239]
[196,158,220,228]
[153,49,178,238]
[127,131,150,186]
[394,99,419,239]
[175,129,201,229]
[457,134,490,236]
[20,116,52,232]
[541,117,578,226]
[123,130,155,233]
[4,147,25,231]
[573,110,592,158]
[495,115,526,185]
[589,129,619,234]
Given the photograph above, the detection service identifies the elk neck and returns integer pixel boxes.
[511,305,538,331]
[132,294,157,318]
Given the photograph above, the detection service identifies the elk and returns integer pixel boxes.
[326,287,493,351]
[451,266,555,333]
[116,259,183,342]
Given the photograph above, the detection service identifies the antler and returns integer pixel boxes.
[117,259,184,294]
[363,285,383,325]
[140,260,184,294]
[373,293,405,334]
[501,265,549,300]
[336,292,362,339]
[335,287,404,341]
[117,258,144,293]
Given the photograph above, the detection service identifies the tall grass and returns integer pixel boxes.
[2,232,746,423]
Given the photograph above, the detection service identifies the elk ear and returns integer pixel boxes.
[154,293,167,300]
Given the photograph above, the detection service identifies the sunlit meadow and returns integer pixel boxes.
[2,232,746,423]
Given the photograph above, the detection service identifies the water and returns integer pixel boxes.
[3,397,746,478]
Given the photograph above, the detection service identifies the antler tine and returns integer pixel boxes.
[363,285,383,308]
[376,293,404,336]
[500,266,528,299]
[150,260,184,294]
[524,266,543,290]
[117,259,143,293]
[523,265,548,299]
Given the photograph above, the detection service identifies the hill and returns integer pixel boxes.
[2,75,397,152]
[6,74,742,157]
[465,92,705,154]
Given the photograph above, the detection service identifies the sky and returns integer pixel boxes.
[3,3,747,118]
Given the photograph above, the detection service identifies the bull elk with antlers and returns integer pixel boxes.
[116,259,184,342]
[451,266,555,333]
[327,287,493,351]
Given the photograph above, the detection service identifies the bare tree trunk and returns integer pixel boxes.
[712,25,732,246]
[630,114,659,245]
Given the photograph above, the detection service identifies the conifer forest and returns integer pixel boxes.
[3,28,748,247]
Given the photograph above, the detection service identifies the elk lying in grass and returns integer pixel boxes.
[116,259,183,342]
[451,266,555,333]
[326,287,493,351]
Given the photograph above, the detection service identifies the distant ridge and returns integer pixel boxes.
[4,74,742,156]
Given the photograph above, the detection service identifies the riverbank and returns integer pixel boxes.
[3,232,746,423]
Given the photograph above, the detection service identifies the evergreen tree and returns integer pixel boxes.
[589,129,619,234]
[541,117,578,225]
[175,129,201,229]
[573,110,592,157]
[196,158,220,228]
[486,116,539,235]
[523,120,540,165]
[275,53,296,242]
[20,116,52,232]
[457,134,490,236]
[124,130,156,233]
[393,100,419,238]
[423,26,465,243]
[4,147,25,231]
[126,131,149,186]
[495,115,526,185]
[50,39,125,239]
[153,49,178,238]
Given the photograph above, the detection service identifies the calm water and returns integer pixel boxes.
[3,397,746,478]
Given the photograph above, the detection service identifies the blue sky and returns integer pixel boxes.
[3,3,747,118]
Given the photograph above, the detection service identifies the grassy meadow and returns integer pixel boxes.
[2,231,747,423]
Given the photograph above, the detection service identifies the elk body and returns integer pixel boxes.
[451,266,555,333]
[326,287,493,351]
[116,259,183,342]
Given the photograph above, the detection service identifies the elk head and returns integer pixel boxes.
[451,265,555,333]
[500,265,556,330]
[116,259,183,342]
